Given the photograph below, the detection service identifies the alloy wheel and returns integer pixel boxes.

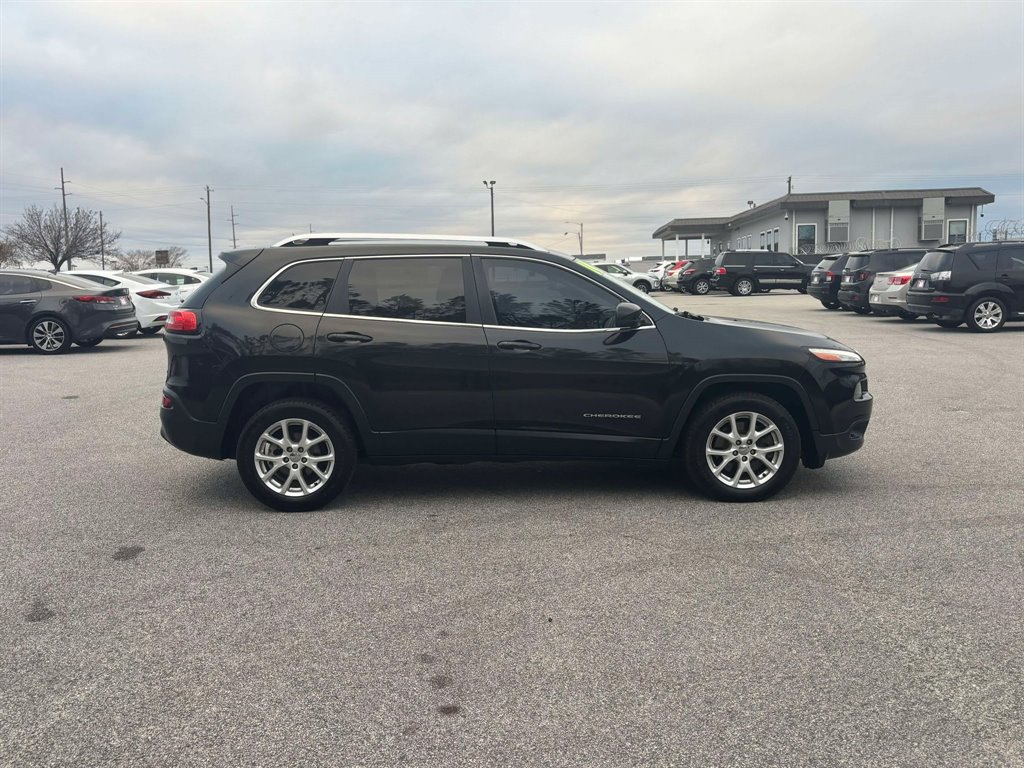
[973,300,1003,330]
[704,411,785,489]
[32,320,66,352]
[254,418,336,498]
[736,279,754,296]
[694,279,710,295]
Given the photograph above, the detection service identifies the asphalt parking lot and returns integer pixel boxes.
[1,291,1022,768]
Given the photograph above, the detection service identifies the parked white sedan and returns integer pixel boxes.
[69,270,180,335]
[133,268,210,302]
[868,263,922,320]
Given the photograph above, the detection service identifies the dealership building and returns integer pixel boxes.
[652,187,995,258]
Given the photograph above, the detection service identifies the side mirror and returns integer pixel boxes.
[614,302,643,328]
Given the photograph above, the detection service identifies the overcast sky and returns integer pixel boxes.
[2,0,1022,265]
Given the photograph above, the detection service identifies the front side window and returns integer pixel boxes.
[258,260,340,312]
[483,258,623,330]
[346,257,465,323]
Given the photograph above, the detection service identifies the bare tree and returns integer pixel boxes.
[112,245,188,271]
[0,237,22,268]
[3,204,120,272]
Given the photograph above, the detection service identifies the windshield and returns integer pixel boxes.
[917,251,955,272]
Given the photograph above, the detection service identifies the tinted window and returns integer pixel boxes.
[845,255,871,272]
[815,256,840,269]
[483,259,621,330]
[31,278,53,291]
[0,276,36,295]
[917,251,955,272]
[891,251,925,270]
[997,247,1024,271]
[258,260,339,312]
[346,257,465,323]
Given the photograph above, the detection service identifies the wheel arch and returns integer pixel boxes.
[24,311,68,343]
[663,376,821,467]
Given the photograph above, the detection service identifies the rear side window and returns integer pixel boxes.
[257,260,340,313]
[997,247,1024,271]
[345,257,466,323]
[968,251,998,271]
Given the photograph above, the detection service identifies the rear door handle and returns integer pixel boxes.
[997,274,1011,280]
[496,340,541,351]
[326,331,373,344]
[18,299,37,304]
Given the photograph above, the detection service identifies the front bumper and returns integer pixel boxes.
[806,389,873,468]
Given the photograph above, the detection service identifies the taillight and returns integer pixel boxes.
[825,271,835,281]
[856,271,869,281]
[888,275,912,286]
[715,267,727,275]
[165,309,199,333]
[73,295,115,304]
[137,290,171,299]
[161,395,173,409]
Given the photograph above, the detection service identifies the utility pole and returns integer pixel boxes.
[483,180,496,235]
[99,211,105,269]
[201,186,213,271]
[55,167,72,270]
[565,221,583,256]
[228,205,238,249]
[787,176,792,195]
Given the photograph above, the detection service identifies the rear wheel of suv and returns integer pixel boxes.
[683,392,801,502]
[732,278,756,296]
[935,319,962,329]
[236,399,357,512]
[632,280,650,294]
[28,317,73,354]
[896,310,919,321]
[689,278,711,295]
[852,306,872,315]
[965,297,1006,333]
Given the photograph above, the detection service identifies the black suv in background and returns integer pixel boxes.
[837,249,926,314]
[906,241,1024,332]
[669,257,716,295]
[710,250,814,295]
[0,269,137,353]
[806,254,850,310]
[160,234,872,511]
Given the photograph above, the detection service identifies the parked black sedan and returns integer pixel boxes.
[0,269,138,353]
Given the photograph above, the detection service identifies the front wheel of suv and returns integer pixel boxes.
[683,393,801,502]
[236,399,358,512]
[732,278,756,296]
[965,297,1006,333]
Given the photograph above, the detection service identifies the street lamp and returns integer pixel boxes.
[482,180,496,236]
[564,221,583,256]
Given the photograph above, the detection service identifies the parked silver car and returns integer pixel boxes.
[591,262,658,293]
[868,263,921,320]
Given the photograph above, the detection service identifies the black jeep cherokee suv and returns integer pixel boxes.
[906,241,1024,332]
[160,235,873,511]
[710,250,814,296]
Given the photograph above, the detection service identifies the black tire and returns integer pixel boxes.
[798,281,808,294]
[935,319,962,329]
[731,277,756,296]
[965,296,1006,333]
[683,392,801,502]
[28,316,73,354]
[139,326,162,336]
[852,306,872,315]
[633,281,651,294]
[689,278,711,296]
[236,399,358,512]
[759,288,772,293]
[896,310,919,321]
[820,299,841,310]
[75,338,103,348]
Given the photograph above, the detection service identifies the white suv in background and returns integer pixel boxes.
[590,262,658,293]
[133,268,210,301]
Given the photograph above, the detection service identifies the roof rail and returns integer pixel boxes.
[271,232,544,250]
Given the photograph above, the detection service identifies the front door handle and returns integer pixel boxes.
[18,299,37,304]
[496,339,541,351]
[997,274,1011,281]
[326,331,373,344]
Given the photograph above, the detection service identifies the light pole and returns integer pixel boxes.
[564,221,583,256]
[200,186,213,271]
[482,180,495,235]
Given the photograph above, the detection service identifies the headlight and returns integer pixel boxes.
[809,347,863,363]
[931,270,952,281]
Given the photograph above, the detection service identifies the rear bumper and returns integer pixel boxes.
[160,389,226,460]
[806,281,836,302]
[837,285,869,307]
[906,292,967,321]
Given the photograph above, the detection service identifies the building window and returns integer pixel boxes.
[796,224,817,254]
[760,232,766,250]
[773,228,780,252]
[948,219,968,244]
